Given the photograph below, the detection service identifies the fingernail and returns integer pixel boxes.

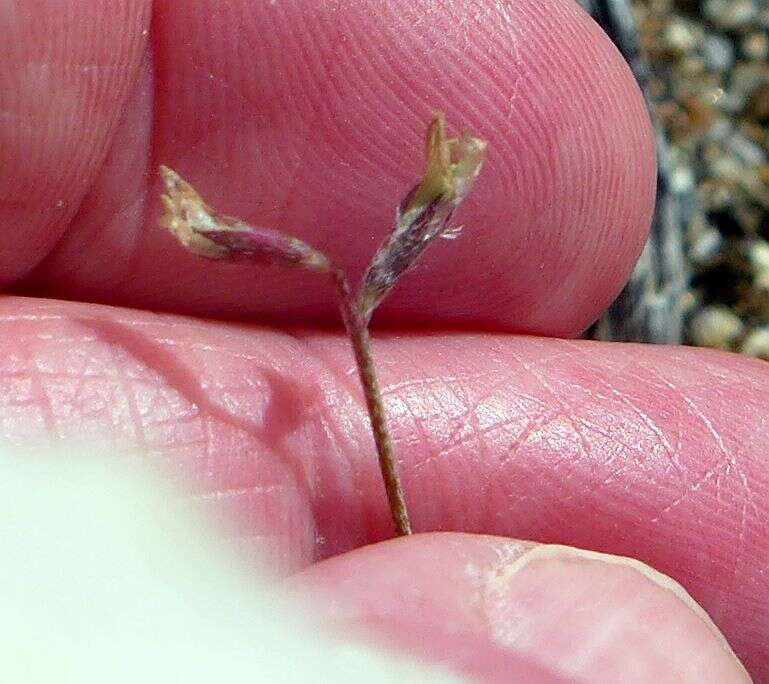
[483,544,751,682]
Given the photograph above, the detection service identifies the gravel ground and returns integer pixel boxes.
[585,0,769,357]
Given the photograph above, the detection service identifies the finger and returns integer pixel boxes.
[0,295,766,676]
[0,1,151,283]
[18,0,655,335]
[291,534,750,682]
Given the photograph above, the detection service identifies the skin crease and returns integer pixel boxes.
[0,0,763,680]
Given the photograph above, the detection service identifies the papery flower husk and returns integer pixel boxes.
[159,165,330,273]
[358,113,487,321]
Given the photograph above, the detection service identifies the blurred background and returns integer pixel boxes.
[581,0,769,357]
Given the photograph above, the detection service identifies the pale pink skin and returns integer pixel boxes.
[0,0,762,680]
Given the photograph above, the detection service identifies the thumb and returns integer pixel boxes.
[291,533,750,683]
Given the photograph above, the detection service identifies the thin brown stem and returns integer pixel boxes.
[332,268,412,536]
[158,118,486,539]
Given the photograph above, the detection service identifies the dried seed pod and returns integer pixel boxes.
[358,112,487,322]
[158,164,412,535]
[159,165,331,273]
[157,112,487,539]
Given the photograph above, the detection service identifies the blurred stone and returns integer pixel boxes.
[704,0,758,30]
[747,83,769,121]
[689,305,744,349]
[704,116,733,142]
[688,224,723,266]
[699,179,737,212]
[731,63,769,106]
[678,55,706,78]
[665,17,699,51]
[671,165,695,192]
[740,327,769,358]
[740,170,769,210]
[725,133,767,167]
[702,33,735,72]
[708,153,743,181]
[735,204,764,234]
[738,120,766,142]
[741,31,769,61]
[746,239,769,290]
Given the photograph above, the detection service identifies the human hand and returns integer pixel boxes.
[1,0,763,679]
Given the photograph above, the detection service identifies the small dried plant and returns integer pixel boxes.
[160,112,486,536]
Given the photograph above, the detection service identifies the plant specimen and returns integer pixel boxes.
[159,112,486,536]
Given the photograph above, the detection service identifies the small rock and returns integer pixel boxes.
[741,32,769,61]
[748,239,769,265]
[671,165,696,193]
[740,328,769,359]
[731,62,769,103]
[738,120,766,142]
[705,116,734,142]
[740,171,769,210]
[700,180,737,212]
[689,225,723,266]
[725,133,767,167]
[736,204,765,234]
[678,56,707,79]
[665,18,699,52]
[747,83,769,121]
[689,306,744,350]
[702,33,735,72]
[709,153,743,181]
[704,0,758,30]
[718,90,748,115]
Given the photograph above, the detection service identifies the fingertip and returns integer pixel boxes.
[0,0,151,284]
[192,0,657,334]
[293,534,748,682]
[38,0,655,332]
